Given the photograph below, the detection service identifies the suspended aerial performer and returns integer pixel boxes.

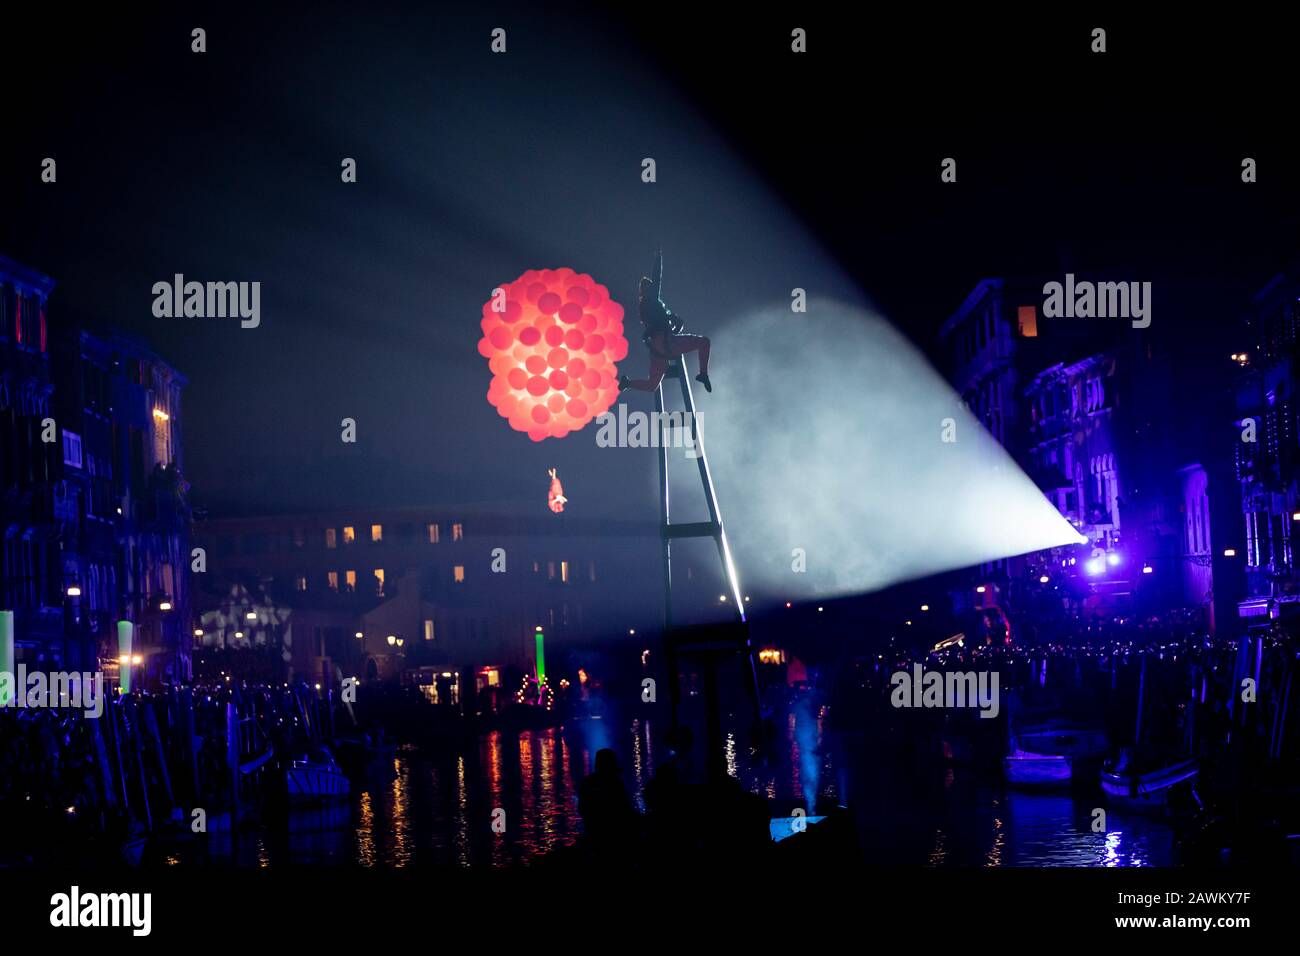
[547,468,567,514]
[618,248,712,394]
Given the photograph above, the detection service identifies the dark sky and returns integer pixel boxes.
[4,5,1297,523]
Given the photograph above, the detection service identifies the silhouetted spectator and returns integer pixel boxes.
[578,748,637,862]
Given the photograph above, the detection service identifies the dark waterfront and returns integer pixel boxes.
[211,712,1173,868]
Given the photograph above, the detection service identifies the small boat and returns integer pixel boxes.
[1002,718,1104,788]
[1015,722,1108,759]
[1100,756,1198,811]
[286,748,351,800]
[1004,749,1073,788]
[1100,655,1198,811]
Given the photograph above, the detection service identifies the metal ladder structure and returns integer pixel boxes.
[653,359,761,762]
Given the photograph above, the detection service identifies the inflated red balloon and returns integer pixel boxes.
[478,268,628,441]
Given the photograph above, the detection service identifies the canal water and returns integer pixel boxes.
[222,706,1174,867]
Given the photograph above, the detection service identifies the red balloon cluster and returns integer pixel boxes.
[478,268,628,441]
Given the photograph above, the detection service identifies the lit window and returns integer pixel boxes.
[343,526,355,544]
[427,523,440,544]
[452,523,463,541]
[326,528,337,549]
[548,561,556,580]
[295,575,307,591]
[588,560,597,582]
[345,570,356,592]
[424,619,434,641]
[371,524,383,543]
[62,431,83,469]
[1018,305,1038,338]
[453,565,465,583]
[374,569,384,595]
[327,571,339,591]
[560,560,569,583]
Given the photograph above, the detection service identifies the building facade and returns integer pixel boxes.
[942,275,1227,629]
[1,253,191,681]
[0,256,63,666]
[1234,265,1300,628]
[192,509,660,699]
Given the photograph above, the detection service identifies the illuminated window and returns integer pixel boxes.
[424,619,434,641]
[560,560,569,583]
[1017,305,1038,338]
[152,408,171,466]
[452,523,463,541]
[371,524,383,543]
[345,570,356,592]
[62,431,83,468]
[295,575,307,591]
[427,523,440,544]
[588,560,597,582]
[327,571,339,591]
[326,528,337,549]
[343,526,355,544]
[453,565,465,584]
[374,569,384,595]
[548,561,556,580]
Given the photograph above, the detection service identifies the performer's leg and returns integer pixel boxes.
[666,333,710,371]
[665,333,712,390]
[620,355,670,391]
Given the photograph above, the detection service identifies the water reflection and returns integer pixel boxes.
[215,712,1171,868]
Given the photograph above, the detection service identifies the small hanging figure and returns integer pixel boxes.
[547,468,567,514]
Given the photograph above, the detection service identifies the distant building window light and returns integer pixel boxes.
[345,570,356,591]
[326,528,338,549]
[293,528,305,548]
[424,619,434,641]
[427,523,440,544]
[295,575,307,591]
[374,568,384,595]
[343,526,355,544]
[548,561,556,581]
[560,560,569,583]
[1017,305,1038,338]
[371,524,383,543]
[452,523,464,541]
[453,565,465,584]
[327,571,339,591]
[588,560,597,582]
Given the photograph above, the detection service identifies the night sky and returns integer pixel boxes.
[4,5,1297,526]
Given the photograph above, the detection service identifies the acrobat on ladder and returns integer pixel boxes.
[620,248,761,734]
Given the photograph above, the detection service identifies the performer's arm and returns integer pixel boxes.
[651,248,663,302]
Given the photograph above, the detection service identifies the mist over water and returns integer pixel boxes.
[687,300,1082,599]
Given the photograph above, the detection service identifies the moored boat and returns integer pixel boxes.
[286,747,351,800]
[1100,757,1198,811]
[1004,749,1073,788]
